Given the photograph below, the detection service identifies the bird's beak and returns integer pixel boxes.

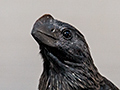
[31,14,57,47]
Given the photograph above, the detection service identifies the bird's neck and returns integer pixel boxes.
[38,48,104,90]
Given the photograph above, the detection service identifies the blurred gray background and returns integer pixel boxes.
[0,0,120,90]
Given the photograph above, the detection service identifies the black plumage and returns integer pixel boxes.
[31,14,119,90]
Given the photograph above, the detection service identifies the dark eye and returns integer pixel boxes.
[62,30,72,39]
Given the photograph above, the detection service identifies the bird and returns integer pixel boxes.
[31,14,119,90]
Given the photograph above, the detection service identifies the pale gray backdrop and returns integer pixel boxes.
[0,0,120,90]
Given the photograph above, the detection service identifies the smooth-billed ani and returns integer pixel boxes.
[31,14,119,90]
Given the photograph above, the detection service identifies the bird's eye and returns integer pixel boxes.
[62,30,72,39]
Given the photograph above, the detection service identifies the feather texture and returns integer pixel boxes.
[31,14,119,90]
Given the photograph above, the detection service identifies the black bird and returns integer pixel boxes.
[31,14,119,90]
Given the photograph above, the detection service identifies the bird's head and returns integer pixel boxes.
[31,14,91,64]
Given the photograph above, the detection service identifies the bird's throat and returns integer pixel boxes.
[39,47,103,90]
